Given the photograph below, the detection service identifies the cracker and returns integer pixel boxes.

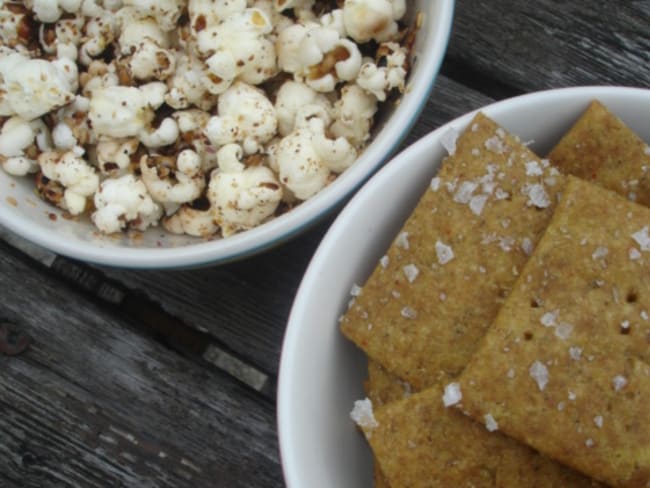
[458,176,650,487]
[360,382,602,487]
[341,112,564,389]
[365,360,411,488]
[548,100,650,206]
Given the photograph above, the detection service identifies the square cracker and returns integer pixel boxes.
[341,112,564,389]
[360,379,602,487]
[548,100,650,206]
[458,176,650,487]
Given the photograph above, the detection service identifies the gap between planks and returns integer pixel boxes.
[0,226,274,398]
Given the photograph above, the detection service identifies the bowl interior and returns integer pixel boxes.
[0,0,453,268]
[278,86,650,488]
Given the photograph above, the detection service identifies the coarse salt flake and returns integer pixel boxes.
[435,240,454,265]
[440,127,459,156]
[380,255,390,268]
[585,438,594,448]
[350,283,362,297]
[495,188,510,200]
[484,413,499,432]
[395,232,410,250]
[612,375,628,391]
[524,183,551,209]
[454,181,478,204]
[350,398,378,430]
[484,136,506,154]
[469,194,488,216]
[555,322,574,340]
[568,390,577,401]
[629,248,642,260]
[430,176,441,192]
[403,264,420,283]
[521,237,534,256]
[401,306,417,319]
[632,227,650,251]
[529,360,549,391]
[592,246,609,260]
[641,310,649,321]
[569,346,582,360]
[525,161,543,176]
[540,310,558,327]
[594,415,603,428]
[621,320,630,330]
[507,368,515,378]
[442,382,462,407]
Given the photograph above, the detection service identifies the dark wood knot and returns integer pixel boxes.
[0,322,32,356]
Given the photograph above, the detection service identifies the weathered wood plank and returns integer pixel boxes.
[447,0,650,95]
[0,243,283,488]
[90,75,494,377]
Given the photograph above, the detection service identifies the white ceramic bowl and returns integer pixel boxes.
[0,2,454,269]
[278,86,650,487]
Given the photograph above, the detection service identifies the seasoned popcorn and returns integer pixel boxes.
[0,0,416,236]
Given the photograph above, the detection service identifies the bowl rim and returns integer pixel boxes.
[277,85,650,487]
[0,0,456,269]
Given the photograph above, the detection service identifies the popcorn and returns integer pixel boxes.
[277,19,362,92]
[330,84,378,147]
[196,8,277,95]
[357,42,408,101]
[89,83,178,147]
[207,144,283,236]
[0,50,76,120]
[163,203,219,238]
[343,0,406,43]
[38,150,99,215]
[122,0,185,32]
[274,80,332,136]
[205,81,278,155]
[92,174,162,233]
[0,0,413,238]
[28,0,83,23]
[273,111,356,200]
[140,150,206,205]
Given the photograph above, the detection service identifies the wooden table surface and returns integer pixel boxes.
[1,1,649,487]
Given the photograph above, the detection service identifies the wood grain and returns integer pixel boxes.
[446,0,650,95]
[0,242,283,488]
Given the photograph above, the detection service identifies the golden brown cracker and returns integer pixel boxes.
[341,112,565,389]
[458,176,650,487]
[361,384,602,488]
[366,359,413,407]
[548,100,650,206]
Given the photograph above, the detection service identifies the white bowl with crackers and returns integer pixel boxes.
[0,1,454,268]
[278,86,650,487]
